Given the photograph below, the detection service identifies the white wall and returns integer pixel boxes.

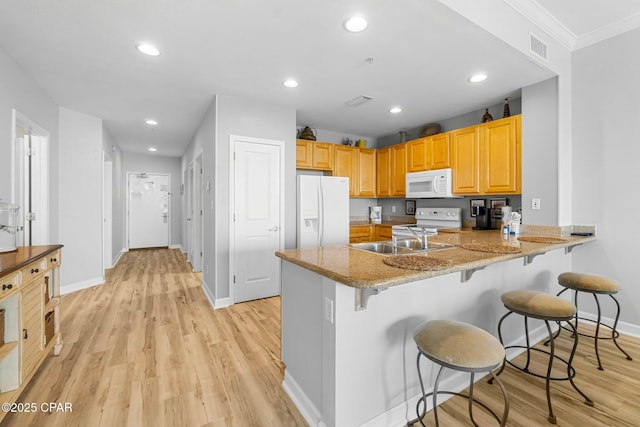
[521,77,558,225]
[0,46,59,242]
[572,28,640,327]
[122,152,183,248]
[58,108,104,291]
[214,95,296,300]
[102,127,125,264]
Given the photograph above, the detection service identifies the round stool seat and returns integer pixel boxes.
[414,320,505,371]
[558,272,620,294]
[501,290,576,321]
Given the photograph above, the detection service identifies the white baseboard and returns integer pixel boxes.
[201,281,233,309]
[61,276,105,295]
[214,297,233,309]
[579,310,640,338]
[282,370,322,427]
[169,244,183,251]
[111,248,126,268]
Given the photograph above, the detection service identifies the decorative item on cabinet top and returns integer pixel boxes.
[399,131,408,143]
[297,126,317,141]
[420,123,441,137]
[481,108,493,123]
[503,99,511,118]
[342,137,354,146]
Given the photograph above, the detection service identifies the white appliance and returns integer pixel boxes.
[297,175,349,248]
[406,168,456,198]
[392,207,462,238]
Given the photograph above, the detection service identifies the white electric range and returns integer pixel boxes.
[392,207,462,238]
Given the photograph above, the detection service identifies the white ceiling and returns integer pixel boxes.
[0,0,638,157]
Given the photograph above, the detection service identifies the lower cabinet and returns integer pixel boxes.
[0,246,63,423]
[349,225,374,243]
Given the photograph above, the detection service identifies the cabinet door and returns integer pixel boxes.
[427,133,451,170]
[376,225,393,241]
[21,280,44,380]
[482,116,520,194]
[451,126,481,194]
[333,146,358,196]
[376,147,391,197]
[296,140,313,169]
[390,143,407,196]
[407,138,428,172]
[313,143,334,170]
[350,225,373,243]
[357,148,376,197]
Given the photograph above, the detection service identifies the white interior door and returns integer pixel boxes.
[128,173,170,249]
[232,138,283,303]
[185,165,193,263]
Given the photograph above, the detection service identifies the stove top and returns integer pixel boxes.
[414,207,462,229]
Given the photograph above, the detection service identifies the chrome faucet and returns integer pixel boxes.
[392,226,438,249]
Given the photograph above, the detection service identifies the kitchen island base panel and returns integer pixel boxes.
[281,250,572,427]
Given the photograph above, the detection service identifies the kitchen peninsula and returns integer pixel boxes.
[276,228,595,427]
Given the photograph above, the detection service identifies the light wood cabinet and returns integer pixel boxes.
[427,133,451,170]
[349,225,374,243]
[377,143,406,197]
[0,246,63,423]
[376,147,391,197]
[451,115,521,195]
[375,225,393,241]
[357,148,376,197]
[333,145,377,197]
[391,143,407,196]
[451,125,481,194]
[482,116,521,194]
[333,145,358,196]
[296,140,334,170]
[407,138,428,172]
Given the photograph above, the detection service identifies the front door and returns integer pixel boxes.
[232,137,283,303]
[128,173,170,249]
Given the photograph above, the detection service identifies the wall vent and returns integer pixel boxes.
[529,33,549,62]
[345,95,374,107]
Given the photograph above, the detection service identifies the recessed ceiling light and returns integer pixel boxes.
[145,119,158,126]
[389,107,402,114]
[344,16,368,33]
[469,73,488,83]
[283,79,299,88]
[136,43,160,56]
[148,146,157,152]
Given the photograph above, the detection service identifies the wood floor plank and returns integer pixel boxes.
[2,248,638,426]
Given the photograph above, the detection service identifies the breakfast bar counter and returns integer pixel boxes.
[277,227,595,427]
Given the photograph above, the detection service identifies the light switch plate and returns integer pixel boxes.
[324,297,334,324]
[531,198,541,210]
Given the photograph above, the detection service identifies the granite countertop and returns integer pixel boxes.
[349,217,416,226]
[276,227,595,289]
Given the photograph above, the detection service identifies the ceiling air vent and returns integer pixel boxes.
[529,33,549,63]
[345,95,374,107]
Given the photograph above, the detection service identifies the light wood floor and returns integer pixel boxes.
[2,248,639,426]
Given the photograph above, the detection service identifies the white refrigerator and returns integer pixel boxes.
[297,175,349,248]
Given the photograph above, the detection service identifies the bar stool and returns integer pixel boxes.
[556,272,633,370]
[413,320,509,426]
[492,290,593,424]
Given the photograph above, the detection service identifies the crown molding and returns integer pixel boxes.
[573,11,640,50]
[506,0,640,51]
[504,0,577,50]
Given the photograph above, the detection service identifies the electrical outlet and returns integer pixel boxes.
[391,205,396,213]
[531,198,541,210]
[324,297,334,324]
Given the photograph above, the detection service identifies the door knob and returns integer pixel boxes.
[268,226,279,232]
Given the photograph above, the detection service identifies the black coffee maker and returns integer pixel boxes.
[473,206,493,230]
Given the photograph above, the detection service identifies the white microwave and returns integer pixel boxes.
[406,168,456,198]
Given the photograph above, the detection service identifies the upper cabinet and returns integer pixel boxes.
[296,140,334,170]
[407,133,451,172]
[333,145,376,197]
[451,115,521,195]
[377,143,406,197]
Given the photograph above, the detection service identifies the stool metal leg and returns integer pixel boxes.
[543,320,557,424]
[565,321,594,407]
[610,294,633,362]
[416,352,428,427]
[488,371,510,427]
[468,372,477,427]
[431,364,445,427]
[593,293,604,370]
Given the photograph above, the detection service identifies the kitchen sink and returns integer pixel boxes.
[350,238,455,254]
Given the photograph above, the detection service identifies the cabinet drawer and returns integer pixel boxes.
[0,271,20,298]
[21,259,47,284]
[349,225,373,243]
[46,250,61,270]
[376,225,393,240]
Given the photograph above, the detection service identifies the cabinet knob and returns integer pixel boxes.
[1,284,12,290]
[31,268,39,274]
[50,257,57,262]
[23,329,28,339]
